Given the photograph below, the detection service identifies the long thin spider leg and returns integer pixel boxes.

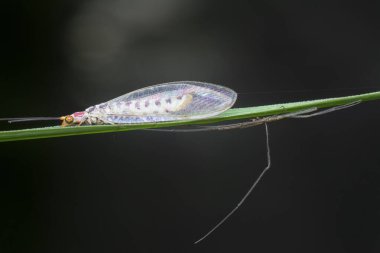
[194,123,271,244]
[196,107,319,130]
[289,100,361,118]
[145,101,360,133]
[144,108,319,132]
[143,120,264,132]
[142,121,264,132]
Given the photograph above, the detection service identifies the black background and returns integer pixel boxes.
[1,1,380,252]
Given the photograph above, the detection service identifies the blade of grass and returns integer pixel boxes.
[1,91,379,142]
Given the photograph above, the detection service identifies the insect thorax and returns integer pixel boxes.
[82,115,105,125]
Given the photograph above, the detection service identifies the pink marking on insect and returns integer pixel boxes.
[60,111,86,126]
[73,111,85,118]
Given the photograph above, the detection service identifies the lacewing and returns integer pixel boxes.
[0,81,361,244]
[1,81,237,126]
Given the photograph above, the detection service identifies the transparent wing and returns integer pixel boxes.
[87,81,237,124]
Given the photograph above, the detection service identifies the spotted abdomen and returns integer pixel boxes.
[107,94,193,115]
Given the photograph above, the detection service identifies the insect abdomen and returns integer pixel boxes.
[106,94,193,115]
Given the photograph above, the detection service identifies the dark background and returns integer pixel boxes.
[1,0,380,252]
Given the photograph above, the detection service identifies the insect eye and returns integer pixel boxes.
[65,116,74,124]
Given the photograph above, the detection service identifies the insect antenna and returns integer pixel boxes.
[0,117,60,123]
[194,123,271,244]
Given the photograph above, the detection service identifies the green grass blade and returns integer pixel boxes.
[1,91,379,142]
